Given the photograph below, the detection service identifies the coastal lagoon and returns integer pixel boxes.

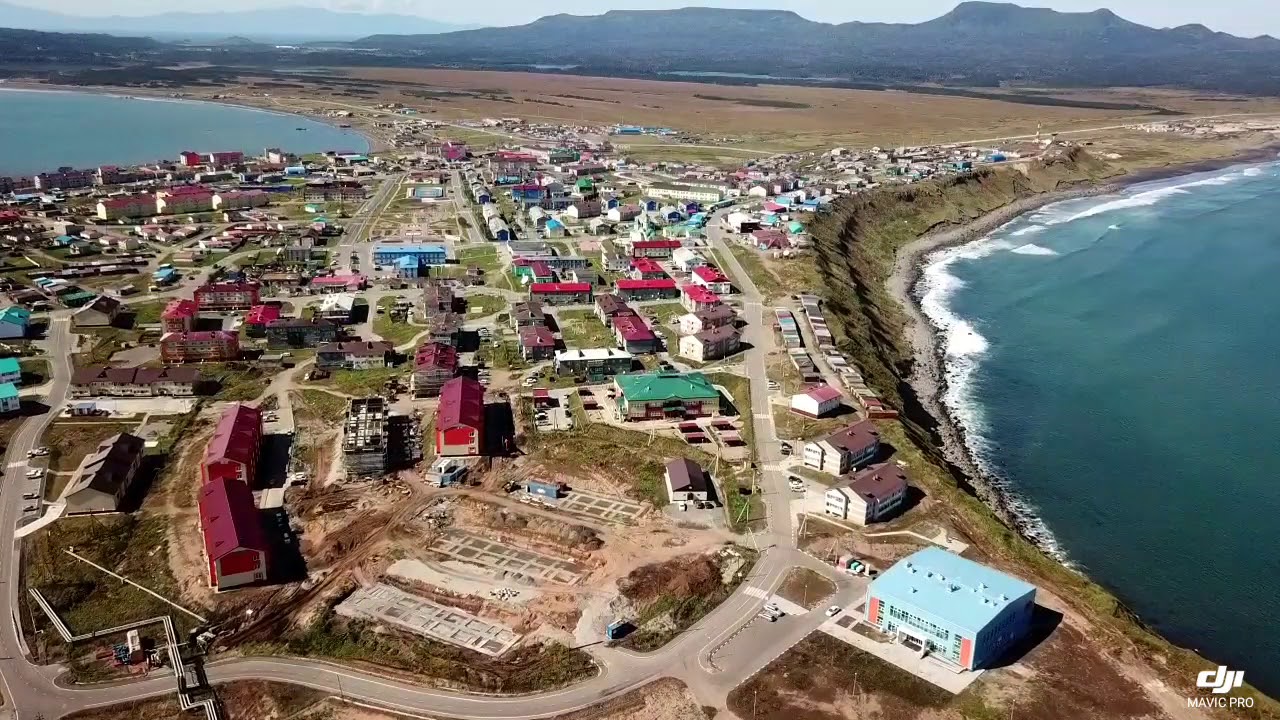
[0,89,369,176]
[921,162,1280,691]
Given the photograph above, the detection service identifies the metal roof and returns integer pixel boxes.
[869,547,1036,634]
[437,377,485,431]
[615,371,718,402]
[199,477,269,561]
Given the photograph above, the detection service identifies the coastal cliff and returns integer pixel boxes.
[807,148,1280,715]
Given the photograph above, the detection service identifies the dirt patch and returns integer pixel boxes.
[730,628,1171,720]
[552,678,709,720]
[776,567,837,610]
[451,495,604,553]
[617,546,755,652]
[61,681,328,720]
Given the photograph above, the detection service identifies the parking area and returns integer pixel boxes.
[63,396,196,417]
[336,583,521,657]
[531,388,574,432]
[819,608,983,694]
[556,490,647,525]
[432,531,585,584]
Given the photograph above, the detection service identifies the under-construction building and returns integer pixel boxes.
[343,397,388,477]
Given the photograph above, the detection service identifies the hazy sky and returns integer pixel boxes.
[15,0,1280,38]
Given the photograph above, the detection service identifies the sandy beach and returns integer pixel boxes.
[885,143,1280,542]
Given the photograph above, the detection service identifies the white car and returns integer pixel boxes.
[764,603,783,616]
[27,447,48,457]
[767,381,780,391]
[25,468,43,479]
[825,605,842,618]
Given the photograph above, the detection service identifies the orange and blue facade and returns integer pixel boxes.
[864,547,1036,670]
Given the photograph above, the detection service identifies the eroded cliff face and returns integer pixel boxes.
[807,147,1113,455]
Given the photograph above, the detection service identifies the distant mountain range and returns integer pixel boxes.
[4,3,1280,95]
[358,3,1280,93]
[0,1,476,41]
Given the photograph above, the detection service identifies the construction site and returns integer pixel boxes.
[20,371,753,697]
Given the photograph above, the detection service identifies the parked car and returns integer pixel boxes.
[825,605,842,618]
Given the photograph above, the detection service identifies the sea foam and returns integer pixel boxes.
[1009,243,1058,256]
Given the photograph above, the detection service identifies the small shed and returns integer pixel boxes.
[664,458,710,503]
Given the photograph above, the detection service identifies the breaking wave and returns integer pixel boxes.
[1009,243,1058,256]
[918,238,1070,560]
[1010,224,1046,237]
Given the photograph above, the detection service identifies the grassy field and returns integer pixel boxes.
[555,309,615,349]
[373,297,425,346]
[315,68,1280,150]
[772,406,855,442]
[127,299,168,326]
[324,367,407,396]
[19,357,50,385]
[464,293,508,319]
[292,389,349,418]
[207,364,270,401]
[24,514,198,650]
[43,422,138,474]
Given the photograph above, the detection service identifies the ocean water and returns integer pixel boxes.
[0,89,369,176]
[921,161,1280,692]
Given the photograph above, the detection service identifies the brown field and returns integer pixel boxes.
[298,67,1280,150]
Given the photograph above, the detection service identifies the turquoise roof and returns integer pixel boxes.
[870,547,1036,634]
[0,307,31,325]
[787,220,806,234]
[0,382,18,400]
[0,357,19,376]
[396,255,420,269]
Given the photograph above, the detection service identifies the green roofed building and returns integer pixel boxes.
[614,371,720,421]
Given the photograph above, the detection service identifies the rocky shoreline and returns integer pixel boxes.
[885,145,1280,555]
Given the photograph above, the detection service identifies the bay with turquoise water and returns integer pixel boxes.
[920,161,1280,692]
[0,88,369,176]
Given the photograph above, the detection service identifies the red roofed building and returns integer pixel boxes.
[791,384,844,418]
[0,210,20,226]
[691,266,733,294]
[195,282,261,311]
[751,228,789,250]
[202,403,262,486]
[612,314,661,354]
[243,305,281,336]
[156,186,215,215]
[199,477,269,590]
[518,325,557,361]
[615,278,679,301]
[631,239,683,258]
[630,257,667,280]
[160,330,239,363]
[529,282,592,306]
[161,299,198,334]
[179,151,203,167]
[414,342,458,397]
[97,194,155,221]
[309,274,367,294]
[681,284,722,313]
[436,377,485,457]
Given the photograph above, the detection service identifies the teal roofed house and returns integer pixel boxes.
[0,306,31,339]
[0,356,20,385]
[864,547,1037,670]
[787,220,806,235]
[613,371,721,420]
[0,382,19,414]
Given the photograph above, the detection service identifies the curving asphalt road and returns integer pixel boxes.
[0,207,859,720]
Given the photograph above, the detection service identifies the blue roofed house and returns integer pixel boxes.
[865,547,1037,671]
[0,382,18,414]
[396,255,422,278]
[0,307,31,339]
[544,218,568,239]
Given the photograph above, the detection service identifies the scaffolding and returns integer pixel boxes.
[343,397,389,477]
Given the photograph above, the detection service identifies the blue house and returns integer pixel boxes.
[643,199,659,212]
[605,196,621,210]
[493,226,512,242]
[152,267,179,285]
[0,306,31,339]
[683,201,701,215]
[0,356,21,385]
[395,255,422,279]
[475,189,492,204]
[373,243,448,267]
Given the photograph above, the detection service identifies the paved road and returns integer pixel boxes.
[0,208,856,719]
